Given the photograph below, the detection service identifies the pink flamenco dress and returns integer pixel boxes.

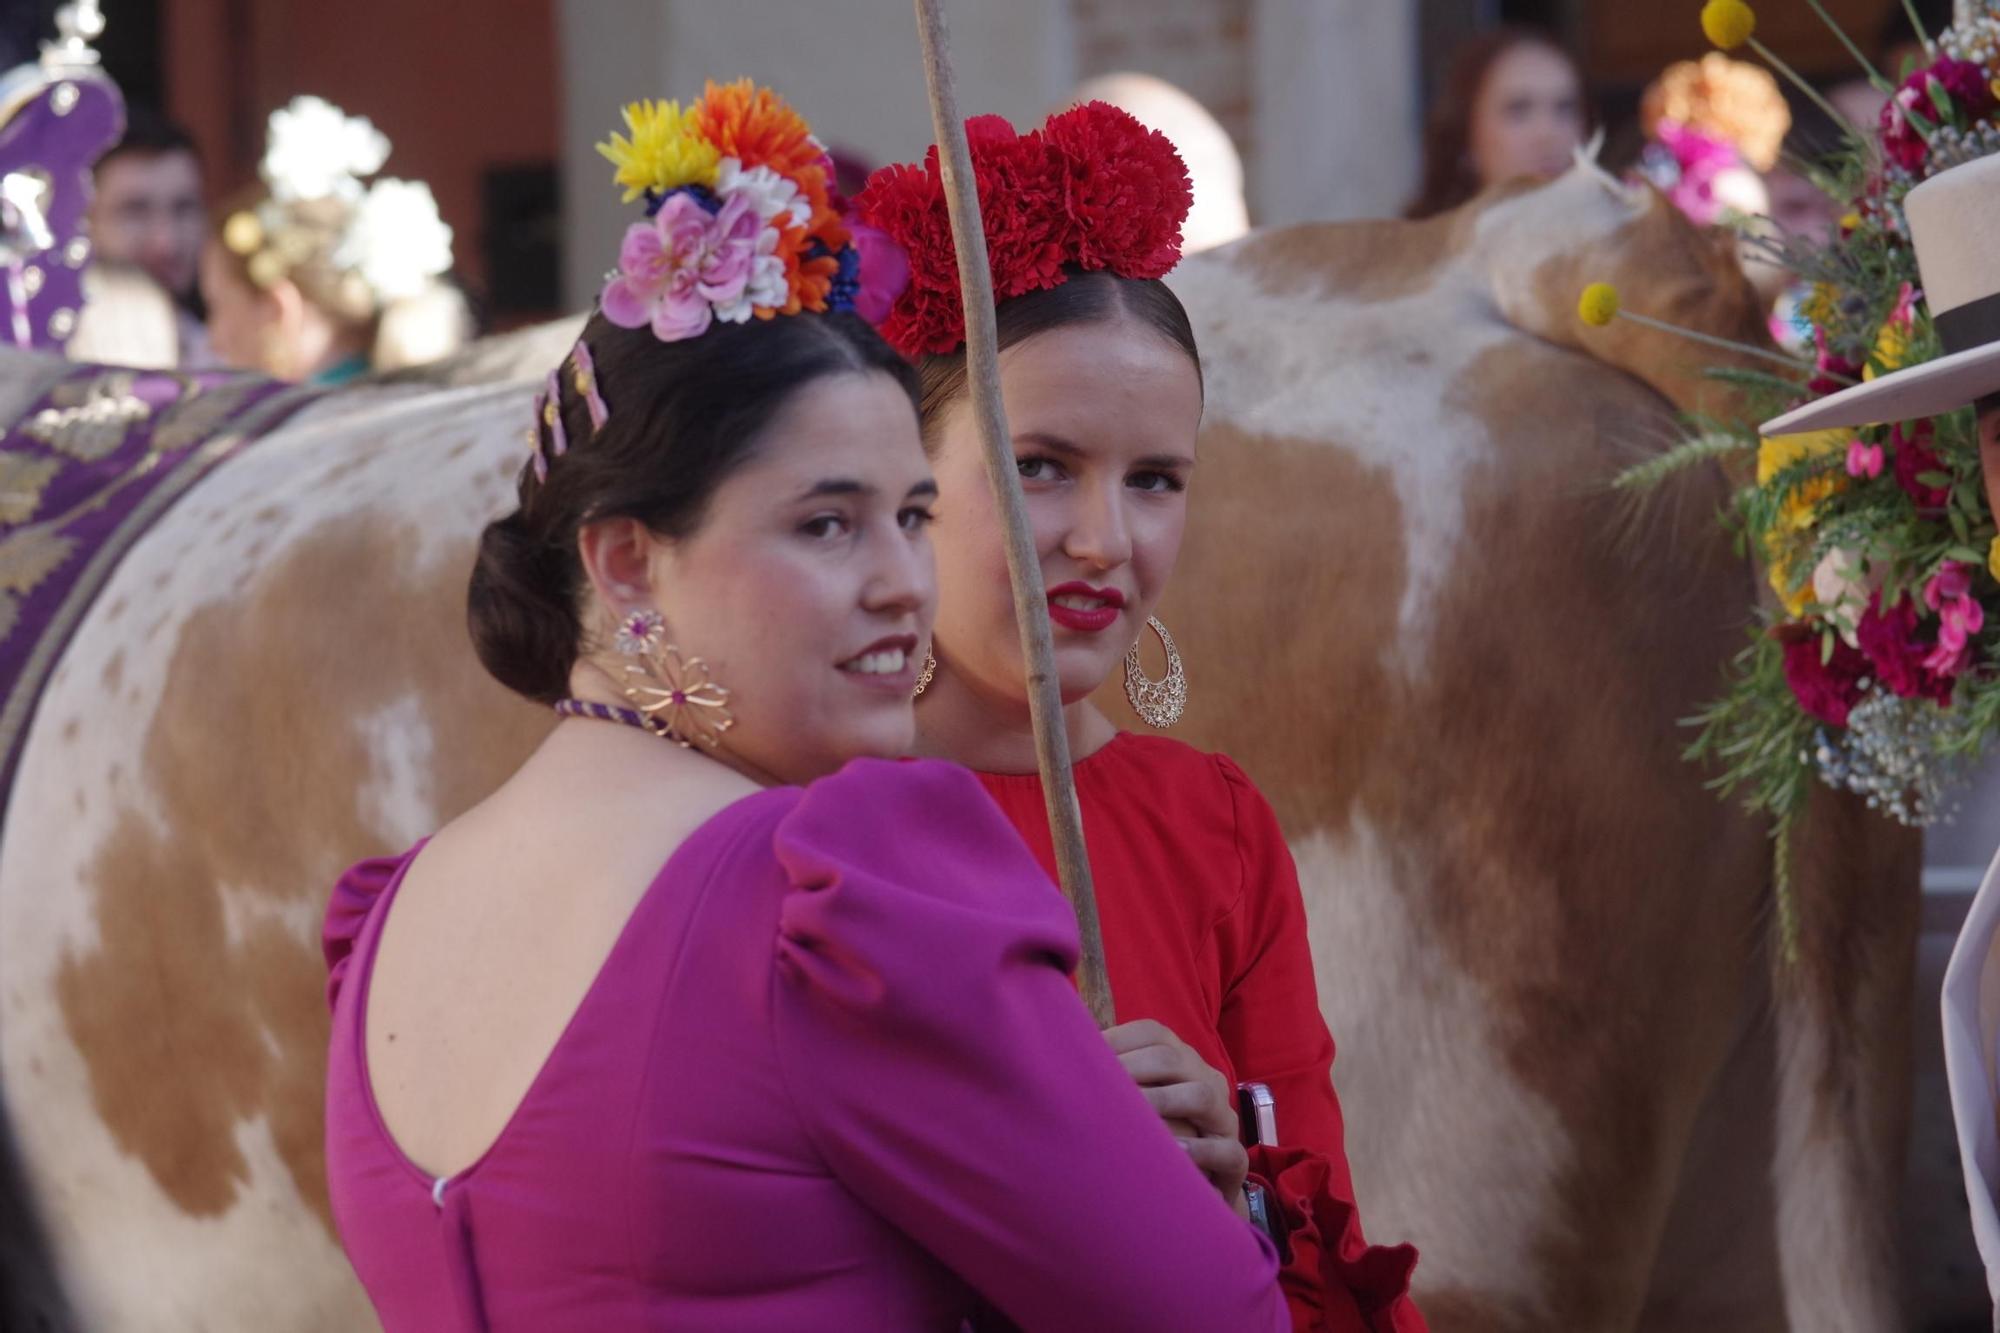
[322,758,1289,1331]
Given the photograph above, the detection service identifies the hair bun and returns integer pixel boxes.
[467,510,579,705]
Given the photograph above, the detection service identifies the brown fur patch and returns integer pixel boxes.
[1229,210,1472,306]
[57,515,548,1226]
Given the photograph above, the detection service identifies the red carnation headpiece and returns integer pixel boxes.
[854,102,1192,360]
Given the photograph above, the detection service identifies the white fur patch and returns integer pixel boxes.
[1292,824,1572,1317]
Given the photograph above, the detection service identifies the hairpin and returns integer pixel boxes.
[571,339,609,432]
[527,417,549,482]
[542,369,568,459]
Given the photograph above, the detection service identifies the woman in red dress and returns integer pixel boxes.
[856,106,1426,1331]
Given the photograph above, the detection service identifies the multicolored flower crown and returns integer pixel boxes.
[593,81,908,343]
[854,101,1194,360]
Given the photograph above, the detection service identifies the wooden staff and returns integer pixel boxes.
[912,0,1114,1029]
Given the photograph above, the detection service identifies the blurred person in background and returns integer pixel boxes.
[1405,26,1589,219]
[86,107,212,365]
[202,95,467,385]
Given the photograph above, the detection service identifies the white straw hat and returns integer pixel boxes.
[1762,152,2000,435]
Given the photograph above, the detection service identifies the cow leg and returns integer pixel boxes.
[1636,954,1786,1333]
[1771,789,1921,1331]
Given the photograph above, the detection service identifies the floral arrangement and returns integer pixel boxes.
[853,102,1193,359]
[1590,1,2000,903]
[220,96,453,305]
[593,81,908,343]
[1637,53,1790,226]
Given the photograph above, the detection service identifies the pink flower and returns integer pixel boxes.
[601,191,763,342]
[1881,57,1996,173]
[847,220,910,326]
[1846,439,1885,479]
[1921,561,1985,677]
[1857,592,1958,703]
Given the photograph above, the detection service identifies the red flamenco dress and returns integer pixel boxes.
[976,734,1426,1332]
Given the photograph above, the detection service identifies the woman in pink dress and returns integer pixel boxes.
[321,86,1288,1331]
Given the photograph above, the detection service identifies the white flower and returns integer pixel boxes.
[715,158,811,231]
[1810,547,1875,647]
[334,178,453,303]
[262,96,389,203]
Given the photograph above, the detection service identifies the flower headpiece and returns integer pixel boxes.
[220,96,453,306]
[592,81,909,343]
[853,101,1193,360]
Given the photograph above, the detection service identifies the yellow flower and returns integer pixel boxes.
[1766,545,1813,618]
[1863,318,1911,379]
[1800,282,1838,327]
[1838,211,1861,232]
[1988,535,2000,584]
[1758,429,1847,530]
[596,99,720,203]
[1701,0,1756,51]
[1578,282,1621,328]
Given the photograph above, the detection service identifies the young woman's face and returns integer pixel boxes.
[1469,43,1585,190]
[638,371,937,784]
[926,319,1202,707]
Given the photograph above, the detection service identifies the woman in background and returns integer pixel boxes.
[201,96,468,384]
[1406,26,1589,219]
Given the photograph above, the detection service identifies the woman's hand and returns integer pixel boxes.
[1105,1020,1248,1215]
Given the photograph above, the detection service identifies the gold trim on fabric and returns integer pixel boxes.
[0,382,321,823]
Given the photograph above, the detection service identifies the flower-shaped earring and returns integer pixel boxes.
[613,608,735,749]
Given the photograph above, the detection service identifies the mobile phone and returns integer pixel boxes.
[1237,1082,1277,1148]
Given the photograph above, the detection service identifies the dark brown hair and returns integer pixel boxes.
[468,309,921,704]
[1405,26,1588,221]
[916,269,1201,449]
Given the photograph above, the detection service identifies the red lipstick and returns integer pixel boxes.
[1045,582,1126,634]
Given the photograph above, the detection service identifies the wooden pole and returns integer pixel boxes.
[912,0,1114,1029]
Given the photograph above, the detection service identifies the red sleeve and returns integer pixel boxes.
[1214,757,1426,1333]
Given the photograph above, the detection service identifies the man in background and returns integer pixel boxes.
[85,106,211,364]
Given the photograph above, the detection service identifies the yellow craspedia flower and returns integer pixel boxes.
[1702,0,1756,51]
[1758,429,1847,530]
[1578,282,1621,328]
[1863,318,1911,379]
[596,99,720,203]
[1988,534,2000,583]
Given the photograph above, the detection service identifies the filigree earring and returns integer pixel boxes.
[611,608,734,749]
[913,646,937,698]
[1123,616,1186,729]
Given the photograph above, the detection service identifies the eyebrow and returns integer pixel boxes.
[794,477,940,501]
[1013,430,1195,471]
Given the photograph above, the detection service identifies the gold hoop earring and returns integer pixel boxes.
[1123,616,1186,729]
[912,646,937,698]
[611,608,735,749]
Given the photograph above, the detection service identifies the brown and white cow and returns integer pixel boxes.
[0,166,1918,1331]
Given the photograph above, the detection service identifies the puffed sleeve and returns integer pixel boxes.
[1214,757,1425,1331]
[770,757,1287,1333]
[322,851,412,1012]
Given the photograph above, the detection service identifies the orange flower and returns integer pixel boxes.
[694,80,840,237]
[756,225,841,318]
